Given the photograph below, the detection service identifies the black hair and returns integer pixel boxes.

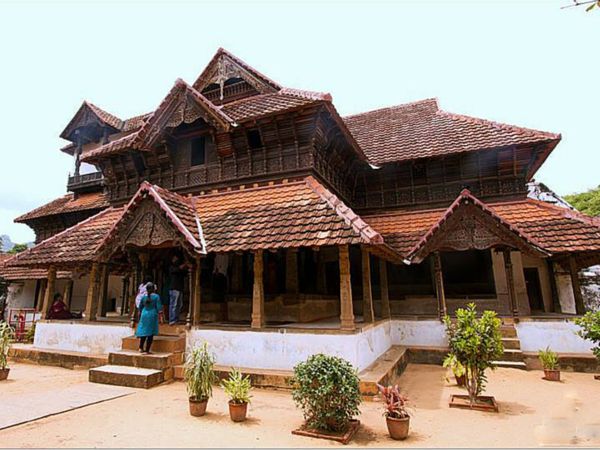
[53,293,62,301]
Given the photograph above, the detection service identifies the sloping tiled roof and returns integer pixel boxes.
[343,98,561,165]
[194,177,382,253]
[364,197,600,260]
[220,91,322,123]
[7,208,124,267]
[15,192,109,223]
[60,101,124,140]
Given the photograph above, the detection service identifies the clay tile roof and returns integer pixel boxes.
[60,101,124,140]
[122,113,152,132]
[364,197,600,260]
[81,132,140,162]
[343,98,561,165]
[7,208,124,268]
[221,91,322,123]
[100,182,204,253]
[0,253,71,281]
[15,192,110,223]
[194,176,383,253]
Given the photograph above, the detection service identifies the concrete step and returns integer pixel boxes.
[158,323,187,336]
[8,344,108,370]
[492,360,527,370]
[500,326,518,338]
[108,350,183,370]
[501,338,521,350]
[358,346,409,398]
[89,365,165,389]
[121,335,185,353]
[501,349,525,362]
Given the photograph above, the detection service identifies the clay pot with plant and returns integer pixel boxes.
[0,321,14,381]
[184,342,217,417]
[221,368,252,422]
[538,346,560,381]
[377,384,411,440]
[443,353,466,387]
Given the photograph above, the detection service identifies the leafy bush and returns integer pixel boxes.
[184,343,217,401]
[25,322,36,343]
[0,321,14,370]
[538,346,559,370]
[444,303,504,405]
[575,311,600,361]
[221,368,252,404]
[376,384,409,419]
[291,353,361,432]
[443,353,466,377]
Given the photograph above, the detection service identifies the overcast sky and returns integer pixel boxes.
[0,0,598,243]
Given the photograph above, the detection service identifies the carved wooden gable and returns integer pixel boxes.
[410,202,544,263]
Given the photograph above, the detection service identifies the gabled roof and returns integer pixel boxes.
[403,189,547,263]
[99,181,205,255]
[60,101,123,141]
[15,192,109,223]
[193,47,281,94]
[343,98,561,166]
[0,253,71,281]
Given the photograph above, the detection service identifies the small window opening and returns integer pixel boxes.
[191,137,206,166]
[246,129,263,149]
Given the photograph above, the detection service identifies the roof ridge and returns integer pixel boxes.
[191,180,307,200]
[279,87,332,102]
[438,109,560,140]
[304,176,383,245]
[343,98,439,119]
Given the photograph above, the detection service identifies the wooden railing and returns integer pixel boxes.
[67,171,104,191]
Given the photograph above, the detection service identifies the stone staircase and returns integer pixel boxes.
[492,321,526,370]
[89,324,186,389]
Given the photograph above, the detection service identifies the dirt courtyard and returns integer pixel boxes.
[1,362,599,448]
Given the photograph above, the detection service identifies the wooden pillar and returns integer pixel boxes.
[339,245,355,330]
[192,256,202,326]
[568,256,586,315]
[41,266,57,319]
[186,263,194,329]
[285,248,299,294]
[361,247,375,323]
[251,250,265,329]
[84,262,101,321]
[433,252,447,320]
[97,264,109,318]
[35,279,47,311]
[379,259,391,319]
[503,249,519,318]
[63,279,74,309]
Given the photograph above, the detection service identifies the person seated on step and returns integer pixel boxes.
[136,282,162,354]
[47,293,82,320]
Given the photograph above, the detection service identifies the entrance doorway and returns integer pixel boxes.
[524,268,544,312]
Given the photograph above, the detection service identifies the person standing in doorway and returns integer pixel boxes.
[169,255,188,325]
[136,282,161,354]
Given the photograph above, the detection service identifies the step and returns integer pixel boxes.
[158,323,187,336]
[89,365,165,388]
[108,350,183,370]
[501,349,525,362]
[358,346,409,398]
[8,344,108,370]
[502,338,521,350]
[121,335,185,353]
[492,360,527,370]
[500,326,518,338]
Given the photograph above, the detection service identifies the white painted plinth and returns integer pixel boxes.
[516,320,594,354]
[34,321,132,355]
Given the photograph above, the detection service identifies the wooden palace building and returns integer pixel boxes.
[2,48,599,373]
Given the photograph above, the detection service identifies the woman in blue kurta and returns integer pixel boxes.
[136,282,162,354]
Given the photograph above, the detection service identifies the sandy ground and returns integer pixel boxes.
[1,362,599,448]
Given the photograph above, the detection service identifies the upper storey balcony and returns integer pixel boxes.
[67,171,104,193]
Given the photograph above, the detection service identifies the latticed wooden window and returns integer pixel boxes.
[191,137,206,166]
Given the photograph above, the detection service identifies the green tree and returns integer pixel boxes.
[8,243,28,254]
[564,186,600,217]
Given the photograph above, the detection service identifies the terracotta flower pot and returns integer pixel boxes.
[543,369,561,382]
[228,401,248,422]
[189,397,208,417]
[386,416,410,440]
[455,374,466,386]
[0,368,9,381]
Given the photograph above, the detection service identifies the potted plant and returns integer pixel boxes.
[0,321,14,381]
[538,346,560,381]
[290,354,362,443]
[575,311,600,380]
[183,342,217,417]
[221,368,252,422]
[443,353,466,386]
[444,303,504,411]
[376,384,410,440]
